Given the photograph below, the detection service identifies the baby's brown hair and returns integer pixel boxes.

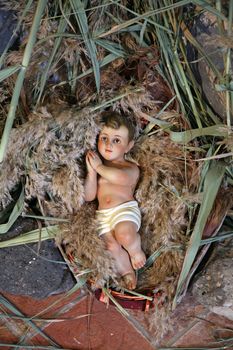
[100,111,135,142]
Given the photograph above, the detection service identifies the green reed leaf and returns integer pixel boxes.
[0,0,48,163]
[0,66,21,83]
[69,0,100,93]
[173,161,226,308]
[0,226,59,248]
[0,190,24,234]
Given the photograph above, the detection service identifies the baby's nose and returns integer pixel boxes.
[106,139,113,147]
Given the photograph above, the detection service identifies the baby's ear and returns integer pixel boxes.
[126,140,134,153]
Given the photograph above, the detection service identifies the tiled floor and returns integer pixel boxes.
[0,289,154,350]
[1,288,233,349]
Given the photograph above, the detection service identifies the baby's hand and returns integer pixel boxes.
[86,150,102,172]
[86,151,96,174]
[87,150,102,171]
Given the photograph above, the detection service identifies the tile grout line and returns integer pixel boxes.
[165,309,210,347]
[121,311,157,349]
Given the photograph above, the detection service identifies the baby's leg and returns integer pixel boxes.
[114,222,146,270]
[102,232,136,290]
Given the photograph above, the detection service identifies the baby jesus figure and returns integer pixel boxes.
[84,111,146,289]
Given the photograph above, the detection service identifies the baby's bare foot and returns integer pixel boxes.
[130,250,146,270]
[122,271,137,290]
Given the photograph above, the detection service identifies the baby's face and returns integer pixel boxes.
[98,126,134,161]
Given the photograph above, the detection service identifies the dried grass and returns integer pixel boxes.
[57,202,118,288]
[0,84,198,304]
[0,0,232,340]
[0,10,201,334]
[54,124,199,338]
[56,128,198,288]
[0,106,100,214]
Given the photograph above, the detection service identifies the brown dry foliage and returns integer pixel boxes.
[54,126,199,339]
[0,2,203,337]
[0,106,100,213]
[0,28,198,337]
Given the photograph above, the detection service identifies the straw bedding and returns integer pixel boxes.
[56,128,198,291]
[0,1,201,336]
[0,101,199,337]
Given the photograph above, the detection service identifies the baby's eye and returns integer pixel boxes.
[100,136,108,142]
[113,138,121,144]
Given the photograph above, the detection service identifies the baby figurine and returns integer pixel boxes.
[84,111,146,289]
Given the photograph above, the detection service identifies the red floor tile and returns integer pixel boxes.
[1,289,233,350]
[0,289,154,350]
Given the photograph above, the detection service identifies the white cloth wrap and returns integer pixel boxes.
[96,200,141,236]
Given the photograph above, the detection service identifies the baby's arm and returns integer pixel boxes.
[84,151,98,201]
[89,151,138,185]
[96,164,136,185]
